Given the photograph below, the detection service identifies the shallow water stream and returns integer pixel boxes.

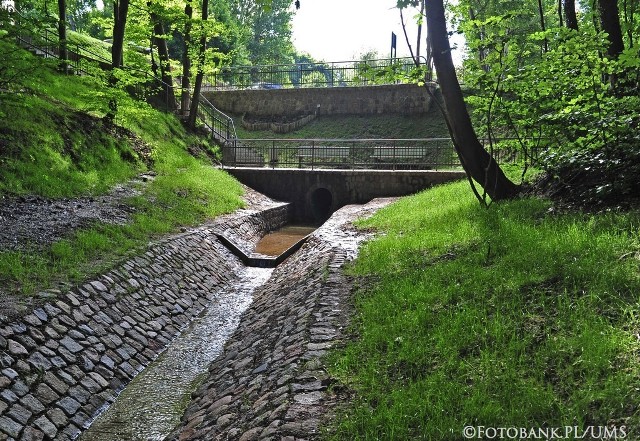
[78,266,273,441]
[253,225,316,256]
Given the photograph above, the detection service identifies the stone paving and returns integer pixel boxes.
[0,186,392,441]
[0,195,290,441]
[167,199,394,441]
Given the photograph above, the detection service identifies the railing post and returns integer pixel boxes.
[271,140,276,169]
[393,139,396,171]
[351,140,355,170]
[311,140,315,171]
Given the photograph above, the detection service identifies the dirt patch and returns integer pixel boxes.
[0,173,155,251]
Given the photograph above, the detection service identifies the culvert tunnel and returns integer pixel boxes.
[310,187,333,223]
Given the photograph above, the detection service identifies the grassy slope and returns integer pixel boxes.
[0,48,243,296]
[233,93,449,140]
[326,180,640,439]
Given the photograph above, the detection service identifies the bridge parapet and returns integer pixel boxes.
[226,167,466,223]
[223,138,458,170]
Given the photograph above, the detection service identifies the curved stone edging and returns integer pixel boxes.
[241,114,316,134]
[167,199,394,441]
[0,201,290,441]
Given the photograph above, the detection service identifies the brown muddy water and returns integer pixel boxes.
[253,225,316,256]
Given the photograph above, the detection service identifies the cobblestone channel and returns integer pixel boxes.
[167,199,394,441]
[0,194,289,440]
[0,192,393,441]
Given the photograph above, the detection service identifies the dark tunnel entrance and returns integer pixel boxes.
[310,187,333,223]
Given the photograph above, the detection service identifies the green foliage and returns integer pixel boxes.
[446,0,640,203]
[326,180,640,439]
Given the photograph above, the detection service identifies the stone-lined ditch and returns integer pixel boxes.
[0,196,289,440]
[0,191,393,440]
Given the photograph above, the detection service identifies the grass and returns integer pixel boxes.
[0,47,243,296]
[326,180,640,440]
[232,94,449,140]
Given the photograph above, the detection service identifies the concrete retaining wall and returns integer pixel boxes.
[0,203,290,441]
[204,84,433,116]
[226,168,466,222]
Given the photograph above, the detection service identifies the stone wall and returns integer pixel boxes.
[0,203,290,441]
[204,84,433,117]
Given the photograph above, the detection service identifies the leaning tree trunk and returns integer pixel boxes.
[425,0,519,201]
[187,0,208,129]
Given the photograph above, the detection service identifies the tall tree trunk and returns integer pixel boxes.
[597,0,625,89]
[563,0,579,30]
[57,0,67,71]
[597,0,624,59]
[415,0,424,64]
[538,0,548,52]
[425,0,519,201]
[622,0,634,47]
[150,13,177,111]
[111,0,129,68]
[181,0,192,116]
[558,0,563,26]
[187,0,208,129]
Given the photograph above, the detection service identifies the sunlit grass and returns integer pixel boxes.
[326,180,640,440]
[0,47,243,296]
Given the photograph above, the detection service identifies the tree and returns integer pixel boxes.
[187,0,207,128]
[398,0,432,75]
[111,0,130,68]
[180,0,192,115]
[148,1,176,111]
[230,0,295,65]
[423,0,520,201]
[563,0,578,30]
[57,0,68,70]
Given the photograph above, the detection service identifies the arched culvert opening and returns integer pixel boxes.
[310,187,333,223]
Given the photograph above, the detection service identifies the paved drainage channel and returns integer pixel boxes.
[78,267,274,441]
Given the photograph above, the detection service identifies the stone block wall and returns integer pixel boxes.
[204,84,433,117]
[0,203,290,441]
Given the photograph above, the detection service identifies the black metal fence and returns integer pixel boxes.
[221,137,549,170]
[222,138,459,170]
[204,57,428,90]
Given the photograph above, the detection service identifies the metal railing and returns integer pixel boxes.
[221,137,548,170]
[204,57,428,90]
[222,138,459,170]
[197,95,237,144]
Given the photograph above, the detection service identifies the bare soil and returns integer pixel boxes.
[0,173,155,251]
